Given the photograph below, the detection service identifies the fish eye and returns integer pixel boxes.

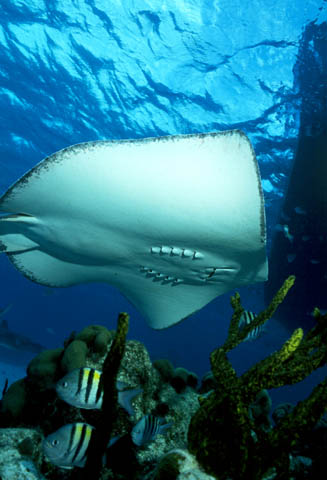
[62,381,68,388]
[51,439,59,446]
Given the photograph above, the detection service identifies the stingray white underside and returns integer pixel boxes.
[0,130,267,328]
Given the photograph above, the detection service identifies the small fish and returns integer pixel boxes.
[294,206,306,215]
[282,224,293,242]
[310,259,320,264]
[56,367,142,415]
[280,211,290,222]
[43,422,119,470]
[287,253,296,263]
[46,327,55,335]
[239,311,265,342]
[275,224,293,242]
[131,415,173,446]
[43,422,93,469]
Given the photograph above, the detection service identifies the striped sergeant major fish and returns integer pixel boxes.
[131,415,173,446]
[43,422,93,469]
[239,310,265,342]
[56,367,142,416]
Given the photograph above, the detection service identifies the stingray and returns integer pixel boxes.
[0,130,267,329]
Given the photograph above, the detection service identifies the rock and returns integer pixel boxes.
[153,449,216,480]
[170,368,198,394]
[153,359,175,382]
[0,428,44,480]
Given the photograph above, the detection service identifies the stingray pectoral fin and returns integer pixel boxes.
[0,215,40,253]
[120,278,230,329]
[4,248,96,287]
[0,213,99,286]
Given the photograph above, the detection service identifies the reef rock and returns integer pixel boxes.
[0,428,43,480]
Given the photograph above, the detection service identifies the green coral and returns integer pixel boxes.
[154,359,198,392]
[188,276,327,479]
[153,358,175,382]
[60,339,88,372]
[75,324,114,355]
[27,347,64,389]
[1,379,27,418]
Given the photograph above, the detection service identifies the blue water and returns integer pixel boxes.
[0,0,326,412]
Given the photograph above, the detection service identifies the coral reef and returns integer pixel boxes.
[0,428,44,480]
[0,313,199,479]
[188,275,327,479]
[154,359,198,393]
[2,275,327,479]
[1,379,27,419]
[74,325,115,356]
[60,340,88,372]
[171,368,198,393]
[153,359,175,382]
[0,325,117,428]
[249,389,272,433]
[198,371,217,395]
[152,449,215,480]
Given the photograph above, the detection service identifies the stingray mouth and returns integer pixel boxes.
[139,264,237,285]
[198,266,237,282]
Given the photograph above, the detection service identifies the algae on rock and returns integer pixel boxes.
[188,276,327,479]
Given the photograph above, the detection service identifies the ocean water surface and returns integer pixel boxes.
[0,0,326,412]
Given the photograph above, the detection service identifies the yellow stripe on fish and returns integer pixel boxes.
[56,367,142,416]
[43,422,94,469]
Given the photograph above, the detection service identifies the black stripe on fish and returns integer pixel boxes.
[150,416,157,437]
[145,416,159,443]
[76,367,84,397]
[145,416,152,442]
[85,368,95,404]
[71,423,88,465]
[244,311,255,325]
[239,310,256,329]
[95,371,103,404]
[67,423,76,457]
[246,325,264,341]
